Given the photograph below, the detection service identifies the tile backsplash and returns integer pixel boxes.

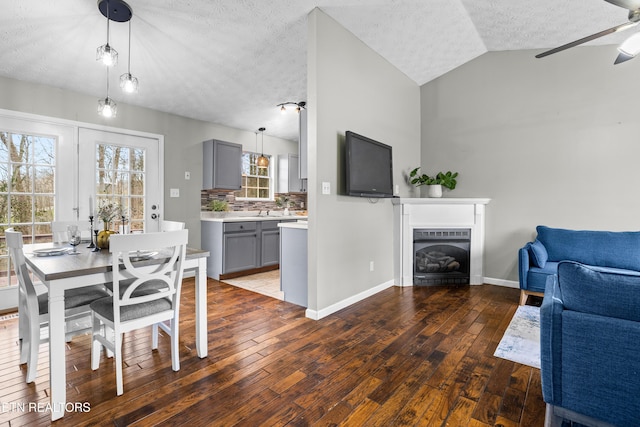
[201,190,307,213]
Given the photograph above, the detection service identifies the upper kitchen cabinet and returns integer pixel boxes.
[202,139,242,190]
[278,154,306,193]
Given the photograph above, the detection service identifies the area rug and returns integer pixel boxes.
[494,305,541,369]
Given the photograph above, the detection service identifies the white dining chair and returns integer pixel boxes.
[90,229,188,396]
[51,220,92,243]
[160,220,185,232]
[5,229,110,383]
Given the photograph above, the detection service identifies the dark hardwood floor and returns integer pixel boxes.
[0,279,545,426]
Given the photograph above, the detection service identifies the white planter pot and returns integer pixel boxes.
[427,184,443,198]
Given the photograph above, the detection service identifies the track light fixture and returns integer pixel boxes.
[277,101,306,114]
[257,127,269,167]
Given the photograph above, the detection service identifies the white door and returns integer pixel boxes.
[78,128,163,233]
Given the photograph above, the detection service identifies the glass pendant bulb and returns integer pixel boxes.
[97,43,118,66]
[98,97,117,118]
[120,72,138,93]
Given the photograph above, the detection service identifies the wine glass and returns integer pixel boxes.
[67,225,81,255]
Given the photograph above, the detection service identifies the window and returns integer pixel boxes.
[0,131,56,287]
[95,143,145,232]
[235,152,272,199]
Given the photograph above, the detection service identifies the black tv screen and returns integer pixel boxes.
[345,131,394,198]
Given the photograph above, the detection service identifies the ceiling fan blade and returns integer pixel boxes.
[535,21,637,58]
[604,0,640,11]
[614,51,635,63]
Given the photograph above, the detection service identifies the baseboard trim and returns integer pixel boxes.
[484,277,519,289]
[305,279,395,320]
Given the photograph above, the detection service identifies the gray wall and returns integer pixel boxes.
[307,9,420,312]
[0,76,297,248]
[421,47,640,283]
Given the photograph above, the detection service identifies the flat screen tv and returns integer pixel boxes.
[345,131,394,198]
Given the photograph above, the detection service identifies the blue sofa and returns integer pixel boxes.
[541,261,640,426]
[518,225,640,305]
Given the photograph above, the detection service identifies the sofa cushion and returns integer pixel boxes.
[536,225,640,271]
[557,261,640,322]
[529,239,548,268]
[526,261,560,293]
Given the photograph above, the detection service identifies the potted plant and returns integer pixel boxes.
[96,200,123,249]
[209,199,229,217]
[409,167,458,198]
[275,195,291,216]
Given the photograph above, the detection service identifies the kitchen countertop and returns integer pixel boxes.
[278,220,308,230]
[201,213,308,223]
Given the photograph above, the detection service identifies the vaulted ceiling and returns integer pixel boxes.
[1,1,635,140]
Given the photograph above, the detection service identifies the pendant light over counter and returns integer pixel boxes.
[96,0,139,118]
[257,127,269,167]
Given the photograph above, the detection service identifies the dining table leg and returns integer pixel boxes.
[194,257,207,358]
[48,285,66,421]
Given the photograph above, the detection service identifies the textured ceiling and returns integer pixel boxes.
[0,0,636,141]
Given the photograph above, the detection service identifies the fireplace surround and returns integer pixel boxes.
[393,198,490,286]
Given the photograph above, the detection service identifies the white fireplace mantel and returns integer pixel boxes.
[392,198,490,286]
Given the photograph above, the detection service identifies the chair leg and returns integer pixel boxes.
[171,319,180,372]
[91,313,102,370]
[105,325,114,358]
[519,290,529,305]
[18,294,28,364]
[544,404,563,427]
[115,331,124,396]
[152,323,159,349]
[25,315,40,383]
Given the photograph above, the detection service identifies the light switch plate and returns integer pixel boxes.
[170,188,180,198]
[185,171,191,180]
[322,182,331,195]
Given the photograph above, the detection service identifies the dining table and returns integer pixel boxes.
[22,242,210,421]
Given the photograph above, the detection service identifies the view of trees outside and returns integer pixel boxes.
[235,152,271,199]
[0,132,56,288]
[96,143,145,233]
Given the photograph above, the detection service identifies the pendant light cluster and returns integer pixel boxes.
[96,0,138,118]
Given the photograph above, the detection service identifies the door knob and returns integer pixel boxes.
[151,213,158,220]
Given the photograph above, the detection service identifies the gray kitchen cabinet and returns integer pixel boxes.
[202,139,242,190]
[223,222,258,273]
[278,154,306,193]
[261,221,280,266]
[202,219,298,279]
[279,224,308,307]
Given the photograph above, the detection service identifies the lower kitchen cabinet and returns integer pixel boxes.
[261,221,281,266]
[223,222,258,273]
[202,218,297,279]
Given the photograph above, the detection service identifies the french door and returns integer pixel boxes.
[78,128,162,233]
[0,111,163,307]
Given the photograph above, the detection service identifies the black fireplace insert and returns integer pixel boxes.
[413,228,471,286]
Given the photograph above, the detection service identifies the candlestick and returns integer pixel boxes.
[92,229,101,252]
[87,215,95,248]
